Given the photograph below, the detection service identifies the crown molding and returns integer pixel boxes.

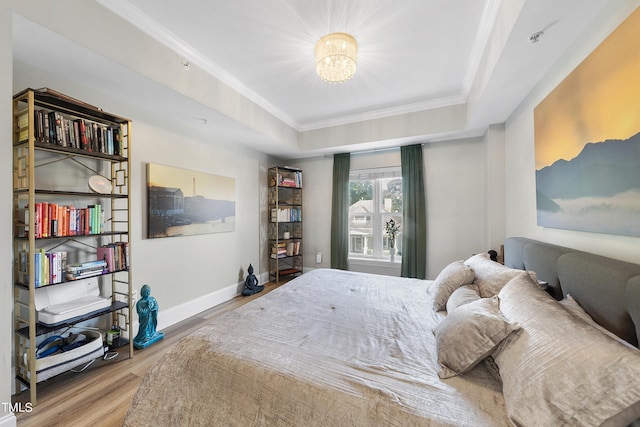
[461,0,503,97]
[95,0,300,129]
[298,94,466,132]
[95,0,493,134]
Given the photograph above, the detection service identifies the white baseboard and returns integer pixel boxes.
[156,281,241,332]
[155,271,271,332]
[0,413,16,427]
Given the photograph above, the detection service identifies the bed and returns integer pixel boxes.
[124,238,640,426]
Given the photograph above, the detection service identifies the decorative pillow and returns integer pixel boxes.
[559,294,639,351]
[464,253,533,298]
[434,296,520,379]
[431,261,475,311]
[445,284,480,313]
[558,294,594,322]
[495,274,640,427]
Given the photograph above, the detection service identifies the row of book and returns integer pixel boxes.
[19,203,104,239]
[17,241,129,286]
[18,108,125,156]
[277,171,302,188]
[270,241,301,258]
[270,207,302,223]
[96,242,129,273]
[27,250,68,286]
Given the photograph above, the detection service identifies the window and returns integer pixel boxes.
[348,168,402,261]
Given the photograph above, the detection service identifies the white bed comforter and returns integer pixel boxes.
[124,269,509,426]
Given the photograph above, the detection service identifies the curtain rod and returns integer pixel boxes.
[325,142,428,158]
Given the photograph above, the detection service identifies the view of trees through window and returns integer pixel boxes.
[349,170,402,260]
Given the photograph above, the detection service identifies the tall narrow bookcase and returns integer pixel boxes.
[268,166,303,283]
[12,88,133,405]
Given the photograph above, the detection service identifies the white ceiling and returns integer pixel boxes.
[120,0,488,129]
[12,0,610,158]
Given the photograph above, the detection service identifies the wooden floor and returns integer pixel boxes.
[12,281,284,427]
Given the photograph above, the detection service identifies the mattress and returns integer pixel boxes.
[125,269,509,426]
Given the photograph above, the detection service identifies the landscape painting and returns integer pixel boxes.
[147,163,236,238]
[534,7,640,237]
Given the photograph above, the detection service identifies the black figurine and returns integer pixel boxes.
[241,264,264,296]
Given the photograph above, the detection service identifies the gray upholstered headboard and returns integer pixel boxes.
[504,237,640,348]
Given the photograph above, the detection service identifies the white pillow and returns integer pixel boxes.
[445,284,480,313]
[464,253,534,298]
[495,274,640,427]
[434,296,520,379]
[431,260,475,311]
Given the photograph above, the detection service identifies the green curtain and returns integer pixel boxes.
[330,153,350,270]
[401,144,427,279]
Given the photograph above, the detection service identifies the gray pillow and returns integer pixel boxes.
[559,294,638,350]
[434,296,520,379]
[495,273,640,427]
[431,260,475,311]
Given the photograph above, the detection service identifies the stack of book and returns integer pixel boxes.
[271,242,287,259]
[65,260,108,281]
[277,171,302,188]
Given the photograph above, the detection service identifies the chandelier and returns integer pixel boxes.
[314,32,358,83]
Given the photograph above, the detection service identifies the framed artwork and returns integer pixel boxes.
[147,163,236,238]
[534,7,640,237]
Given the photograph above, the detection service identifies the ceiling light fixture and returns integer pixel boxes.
[315,32,358,83]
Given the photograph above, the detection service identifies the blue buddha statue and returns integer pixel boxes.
[133,284,164,349]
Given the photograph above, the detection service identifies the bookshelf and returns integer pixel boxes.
[12,88,133,405]
[268,166,303,283]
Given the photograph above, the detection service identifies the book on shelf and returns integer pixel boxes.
[276,170,302,188]
[97,242,129,272]
[17,110,28,128]
[65,259,108,281]
[285,241,301,256]
[28,107,125,156]
[25,249,68,287]
[270,207,302,223]
[25,203,105,238]
[271,241,301,258]
[16,109,29,141]
[271,242,287,259]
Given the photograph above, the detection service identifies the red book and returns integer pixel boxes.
[49,203,58,237]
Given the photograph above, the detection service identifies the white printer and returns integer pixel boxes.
[32,278,111,326]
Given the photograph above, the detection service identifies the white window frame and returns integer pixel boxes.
[348,167,402,262]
